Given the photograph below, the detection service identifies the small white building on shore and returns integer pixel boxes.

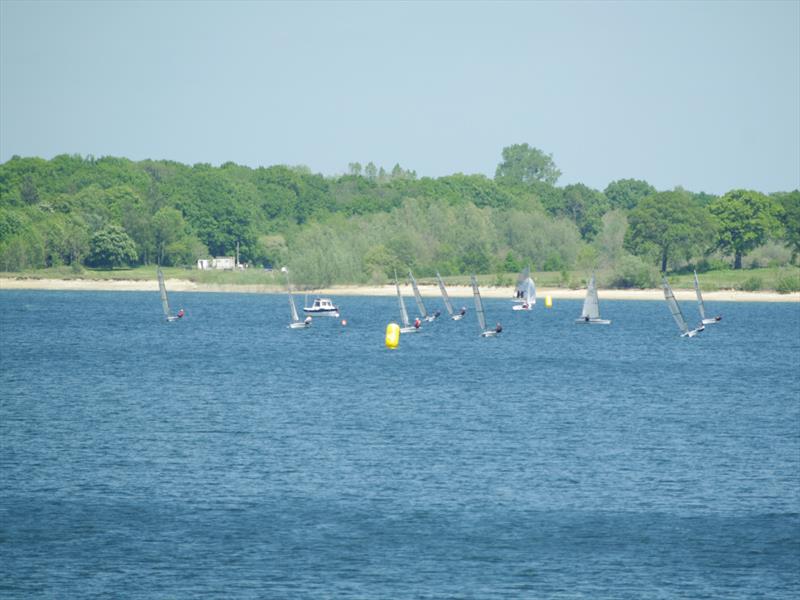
[197,257,237,271]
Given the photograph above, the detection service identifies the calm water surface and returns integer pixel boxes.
[1,290,799,598]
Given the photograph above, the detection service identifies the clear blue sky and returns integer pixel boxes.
[1,0,798,194]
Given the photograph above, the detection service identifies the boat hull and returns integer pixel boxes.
[289,322,310,329]
[480,330,499,337]
[574,318,611,325]
[681,325,705,337]
[702,317,721,325]
[512,304,532,311]
[303,309,339,317]
[451,315,464,321]
[400,326,420,333]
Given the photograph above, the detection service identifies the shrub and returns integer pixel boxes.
[775,272,800,294]
[740,276,762,291]
[609,254,657,288]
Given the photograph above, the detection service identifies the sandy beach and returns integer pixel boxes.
[1,277,798,302]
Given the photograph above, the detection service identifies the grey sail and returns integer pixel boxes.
[663,276,689,335]
[471,274,487,331]
[436,272,454,316]
[395,277,411,328]
[157,268,172,319]
[581,274,600,320]
[408,271,429,319]
[693,270,707,321]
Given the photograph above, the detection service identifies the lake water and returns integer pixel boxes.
[1,290,799,598]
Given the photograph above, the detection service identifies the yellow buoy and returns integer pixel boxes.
[385,322,400,349]
[545,295,553,308]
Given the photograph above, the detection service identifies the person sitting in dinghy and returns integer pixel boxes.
[304,316,312,326]
[495,322,503,334]
[177,308,185,319]
[414,317,421,329]
[459,307,467,317]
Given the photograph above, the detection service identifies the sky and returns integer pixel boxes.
[1,0,798,195]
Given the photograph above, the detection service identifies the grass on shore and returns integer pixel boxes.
[2,265,798,293]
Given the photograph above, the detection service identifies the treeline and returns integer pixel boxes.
[0,144,797,287]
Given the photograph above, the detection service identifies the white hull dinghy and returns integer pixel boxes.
[663,276,704,337]
[694,270,722,325]
[512,267,536,311]
[436,272,465,320]
[409,270,438,322]
[575,273,611,325]
[395,273,421,333]
[472,275,502,337]
[157,268,184,322]
[282,267,311,329]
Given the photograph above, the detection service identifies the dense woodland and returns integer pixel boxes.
[1,144,798,288]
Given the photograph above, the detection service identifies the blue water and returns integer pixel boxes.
[1,290,799,598]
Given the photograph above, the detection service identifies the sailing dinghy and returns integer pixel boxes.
[157,268,183,322]
[472,275,501,337]
[436,272,466,320]
[694,270,721,325]
[512,267,536,310]
[395,272,420,333]
[663,276,704,337]
[409,270,438,321]
[282,267,311,329]
[575,273,611,324]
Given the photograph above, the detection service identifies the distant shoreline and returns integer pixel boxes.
[1,277,798,302]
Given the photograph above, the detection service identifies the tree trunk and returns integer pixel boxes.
[734,251,742,270]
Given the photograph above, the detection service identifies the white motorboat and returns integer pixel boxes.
[303,297,340,317]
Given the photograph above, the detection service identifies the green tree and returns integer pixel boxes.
[708,189,782,269]
[555,183,609,240]
[773,190,800,264]
[625,191,713,272]
[495,143,561,186]
[152,206,187,265]
[85,224,138,269]
[603,178,655,210]
[594,210,628,269]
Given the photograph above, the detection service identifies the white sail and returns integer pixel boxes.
[581,274,600,320]
[288,287,301,323]
[436,272,454,316]
[521,276,536,305]
[283,267,309,327]
[693,270,707,321]
[515,267,531,298]
[157,268,172,320]
[408,270,429,319]
[471,275,487,331]
[395,277,411,328]
[663,276,690,335]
